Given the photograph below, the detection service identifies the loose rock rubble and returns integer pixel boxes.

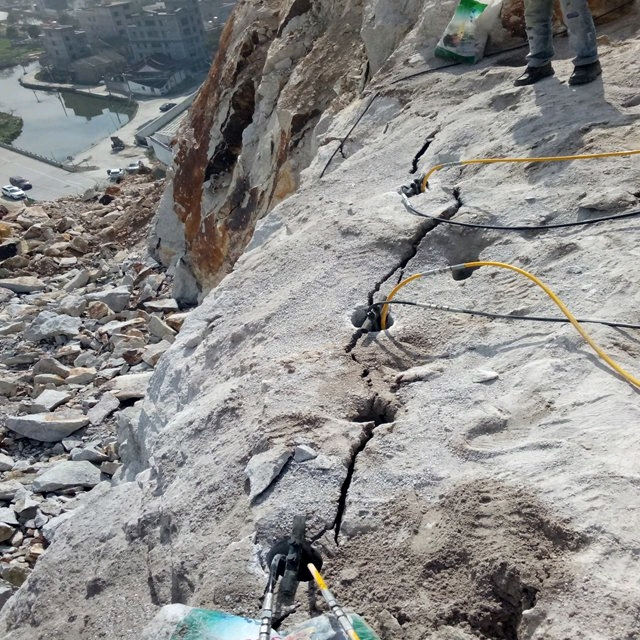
[0,173,189,606]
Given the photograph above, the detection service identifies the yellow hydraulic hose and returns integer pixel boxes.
[307,563,361,640]
[420,149,640,193]
[379,261,640,390]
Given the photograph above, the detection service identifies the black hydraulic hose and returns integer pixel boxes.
[401,193,640,231]
[319,92,380,179]
[369,299,640,330]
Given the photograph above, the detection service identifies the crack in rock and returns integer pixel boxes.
[333,395,396,542]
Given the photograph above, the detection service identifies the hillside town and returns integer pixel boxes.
[0,0,235,95]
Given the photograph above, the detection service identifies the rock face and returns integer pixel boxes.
[3,1,640,640]
[151,0,371,295]
[151,0,632,300]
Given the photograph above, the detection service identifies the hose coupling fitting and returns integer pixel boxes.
[400,175,427,198]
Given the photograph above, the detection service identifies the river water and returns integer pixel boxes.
[0,62,136,162]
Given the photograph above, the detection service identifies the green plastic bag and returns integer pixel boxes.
[141,604,380,640]
[435,0,501,64]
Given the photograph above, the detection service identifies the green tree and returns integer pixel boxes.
[6,25,19,39]
[27,24,41,39]
[6,12,17,25]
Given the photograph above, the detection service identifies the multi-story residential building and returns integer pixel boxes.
[76,2,133,43]
[41,23,91,68]
[127,0,208,66]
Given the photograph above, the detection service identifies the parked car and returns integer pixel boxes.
[159,102,176,112]
[2,185,26,200]
[126,160,143,173]
[107,168,125,181]
[9,176,32,190]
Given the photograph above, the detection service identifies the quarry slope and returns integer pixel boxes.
[2,1,640,640]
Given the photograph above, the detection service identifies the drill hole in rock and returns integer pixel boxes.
[351,305,394,332]
[451,265,479,281]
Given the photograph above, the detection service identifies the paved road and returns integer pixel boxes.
[0,89,195,204]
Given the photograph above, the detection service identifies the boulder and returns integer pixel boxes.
[7,412,89,442]
[32,461,101,493]
[24,311,83,342]
[0,277,46,293]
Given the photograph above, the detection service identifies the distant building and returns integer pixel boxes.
[70,50,127,84]
[41,23,91,68]
[127,0,208,66]
[77,2,133,43]
[105,54,186,96]
[35,0,68,17]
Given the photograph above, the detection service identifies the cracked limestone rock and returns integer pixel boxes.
[32,461,101,493]
[0,277,46,293]
[7,411,89,442]
[24,311,83,342]
[244,446,292,501]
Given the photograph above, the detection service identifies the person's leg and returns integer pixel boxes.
[560,0,599,66]
[514,0,555,86]
[560,0,601,84]
[524,0,556,67]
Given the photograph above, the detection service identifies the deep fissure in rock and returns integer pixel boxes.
[333,396,396,542]
[345,218,435,351]
[346,187,467,348]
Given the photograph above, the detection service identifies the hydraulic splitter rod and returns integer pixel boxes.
[307,563,361,640]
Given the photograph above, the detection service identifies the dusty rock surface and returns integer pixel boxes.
[2,1,640,640]
[0,169,196,610]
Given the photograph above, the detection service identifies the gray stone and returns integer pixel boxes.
[73,351,100,368]
[57,293,88,315]
[0,523,14,543]
[0,561,31,587]
[7,412,89,442]
[142,298,179,312]
[87,392,120,425]
[148,315,177,341]
[70,444,108,463]
[164,311,190,331]
[100,461,122,476]
[293,444,318,462]
[0,453,14,472]
[0,277,46,293]
[32,357,70,378]
[32,373,66,387]
[472,369,500,383]
[13,495,39,520]
[0,321,24,336]
[104,372,152,400]
[41,510,77,543]
[32,461,101,493]
[0,378,19,397]
[86,286,131,313]
[0,480,25,501]
[142,340,171,367]
[0,287,16,303]
[63,269,90,292]
[244,446,291,501]
[62,438,83,452]
[24,311,83,342]
[70,236,89,255]
[0,508,19,526]
[0,581,12,608]
[65,367,97,386]
[31,389,73,412]
[39,500,63,517]
[34,511,49,528]
[172,258,200,306]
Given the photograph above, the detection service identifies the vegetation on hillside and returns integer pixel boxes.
[0,21,43,69]
[0,111,24,144]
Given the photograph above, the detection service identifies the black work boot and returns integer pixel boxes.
[568,61,602,86]
[514,62,554,87]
